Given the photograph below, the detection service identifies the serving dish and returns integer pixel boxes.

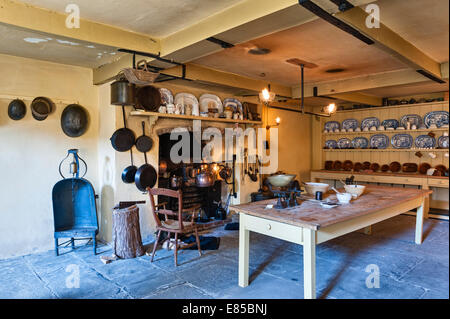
[419,163,431,174]
[174,93,199,116]
[325,140,338,149]
[391,134,413,149]
[337,138,352,149]
[400,114,422,129]
[199,94,223,114]
[353,162,363,172]
[361,117,380,130]
[352,137,369,149]
[424,111,449,128]
[438,135,449,148]
[324,121,340,131]
[332,160,342,170]
[343,160,353,171]
[159,88,173,105]
[370,134,389,149]
[342,119,358,131]
[415,135,436,148]
[389,161,401,173]
[402,163,418,173]
[223,98,243,114]
[381,119,399,129]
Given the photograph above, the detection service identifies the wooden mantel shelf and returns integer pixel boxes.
[130,110,262,125]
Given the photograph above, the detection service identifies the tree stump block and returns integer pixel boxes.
[112,205,145,259]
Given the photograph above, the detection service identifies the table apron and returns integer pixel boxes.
[317,196,424,244]
[241,213,304,245]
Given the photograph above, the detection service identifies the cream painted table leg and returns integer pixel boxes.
[303,227,316,299]
[239,213,250,287]
[422,185,430,219]
[415,200,425,245]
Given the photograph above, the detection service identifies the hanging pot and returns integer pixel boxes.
[8,99,27,120]
[61,104,89,137]
[135,85,161,111]
[135,121,153,152]
[110,78,135,106]
[122,148,138,183]
[135,152,157,192]
[110,106,135,152]
[31,96,54,121]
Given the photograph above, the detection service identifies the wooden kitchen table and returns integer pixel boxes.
[230,185,432,299]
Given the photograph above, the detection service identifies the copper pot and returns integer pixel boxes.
[196,172,215,187]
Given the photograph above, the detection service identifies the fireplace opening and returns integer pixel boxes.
[157,132,225,222]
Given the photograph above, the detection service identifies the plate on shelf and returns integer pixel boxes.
[324,121,340,131]
[369,134,388,149]
[391,133,413,149]
[381,119,399,129]
[325,140,338,149]
[199,94,223,113]
[361,117,380,130]
[438,135,449,148]
[158,88,173,105]
[174,93,199,116]
[342,119,358,131]
[337,138,352,149]
[424,111,449,128]
[400,114,422,129]
[415,135,436,148]
[223,98,243,114]
[352,137,369,149]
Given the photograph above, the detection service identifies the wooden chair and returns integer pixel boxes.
[147,187,202,266]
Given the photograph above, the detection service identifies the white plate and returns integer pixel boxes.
[199,94,223,113]
[159,88,173,105]
[174,93,199,116]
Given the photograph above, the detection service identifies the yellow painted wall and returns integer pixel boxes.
[0,53,99,259]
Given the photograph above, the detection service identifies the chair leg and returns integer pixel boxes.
[174,233,178,267]
[71,238,75,249]
[195,228,202,256]
[151,230,161,262]
[55,238,59,256]
[93,236,97,255]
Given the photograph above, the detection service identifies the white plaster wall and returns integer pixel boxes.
[0,54,99,259]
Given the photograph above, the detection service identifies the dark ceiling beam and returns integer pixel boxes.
[298,0,374,45]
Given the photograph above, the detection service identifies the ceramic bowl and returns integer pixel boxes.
[305,182,329,196]
[344,185,366,198]
[267,174,296,187]
[336,192,352,204]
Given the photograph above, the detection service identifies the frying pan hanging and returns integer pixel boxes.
[135,151,157,192]
[122,148,138,183]
[135,85,161,111]
[110,106,135,152]
[135,121,153,153]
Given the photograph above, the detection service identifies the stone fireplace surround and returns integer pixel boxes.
[108,112,259,244]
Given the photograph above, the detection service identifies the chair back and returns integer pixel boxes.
[147,188,184,230]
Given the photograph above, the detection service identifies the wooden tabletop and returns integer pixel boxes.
[230,185,432,230]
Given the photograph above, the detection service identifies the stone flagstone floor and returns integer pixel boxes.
[0,215,448,299]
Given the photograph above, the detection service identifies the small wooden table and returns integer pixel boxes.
[230,185,432,299]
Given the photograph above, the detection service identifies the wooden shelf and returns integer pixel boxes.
[324,127,449,136]
[334,100,448,114]
[130,110,262,125]
[323,148,449,152]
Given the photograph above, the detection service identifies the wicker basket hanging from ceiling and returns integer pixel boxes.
[122,60,160,86]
